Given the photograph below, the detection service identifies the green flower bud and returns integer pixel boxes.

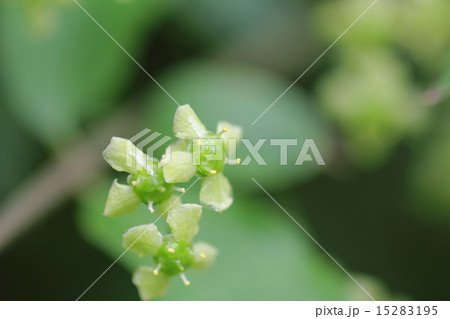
[129,170,174,205]
[103,137,156,174]
[193,136,225,177]
[104,179,141,217]
[173,104,208,140]
[154,236,194,276]
[191,242,218,271]
[132,266,171,301]
[122,224,163,257]
[200,173,233,212]
[167,204,202,243]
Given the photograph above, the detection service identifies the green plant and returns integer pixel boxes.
[160,104,242,211]
[102,104,241,300]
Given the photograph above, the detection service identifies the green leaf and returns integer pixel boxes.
[410,113,450,216]
[200,173,233,212]
[0,0,177,145]
[161,151,197,183]
[166,204,202,243]
[173,104,208,140]
[312,0,398,47]
[316,49,426,167]
[122,224,163,257]
[0,106,41,198]
[191,242,218,271]
[104,179,141,218]
[103,137,155,174]
[395,0,450,72]
[133,266,171,301]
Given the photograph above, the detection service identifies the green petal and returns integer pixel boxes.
[122,224,163,257]
[161,151,197,183]
[132,266,171,301]
[165,139,188,153]
[103,137,156,174]
[173,104,208,140]
[217,121,242,146]
[104,179,141,217]
[191,241,218,271]
[157,194,182,219]
[167,204,202,243]
[200,173,233,212]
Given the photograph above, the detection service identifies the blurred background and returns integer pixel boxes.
[1,0,450,300]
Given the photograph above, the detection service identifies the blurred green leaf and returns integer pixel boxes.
[0,107,42,200]
[438,55,450,98]
[76,178,358,300]
[177,0,316,77]
[180,0,287,41]
[313,0,450,75]
[312,0,398,48]
[409,109,450,216]
[0,0,177,146]
[316,49,427,167]
[143,62,332,193]
[395,0,450,73]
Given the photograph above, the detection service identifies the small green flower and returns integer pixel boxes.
[103,137,183,216]
[124,203,218,300]
[161,104,242,212]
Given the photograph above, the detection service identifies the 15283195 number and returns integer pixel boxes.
[376,306,437,316]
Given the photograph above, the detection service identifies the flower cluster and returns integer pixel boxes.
[102,104,241,300]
